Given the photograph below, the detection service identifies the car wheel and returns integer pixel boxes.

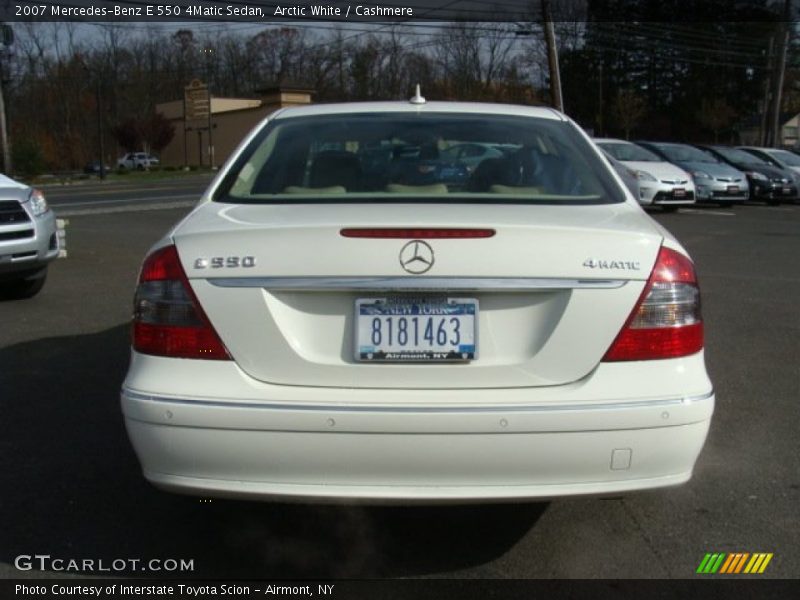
[0,269,47,300]
[662,206,679,213]
[767,200,780,206]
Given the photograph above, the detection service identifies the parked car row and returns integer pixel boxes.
[697,145,797,205]
[595,138,800,211]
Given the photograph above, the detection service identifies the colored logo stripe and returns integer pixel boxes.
[697,553,726,574]
[744,553,773,574]
[697,552,773,574]
[719,553,749,573]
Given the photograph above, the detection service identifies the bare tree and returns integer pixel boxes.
[696,98,737,143]
[3,21,523,172]
[612,89,647,140]
[435,22,518,100]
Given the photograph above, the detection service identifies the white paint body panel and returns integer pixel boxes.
[122,352,713,502]
[174,202,659,389]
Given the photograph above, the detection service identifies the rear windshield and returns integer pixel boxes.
[597,141,660,162]
[713,147,768,165]
[768,149,800,167]
[656,144,718,163]
[214,112,623,205]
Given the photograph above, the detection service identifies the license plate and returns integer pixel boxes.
[783,186,792,194]
[673,188,686,197]
[727,185,739,194]
[355,297,477,362]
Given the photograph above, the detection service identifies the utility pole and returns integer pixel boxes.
[95,78,105,179]
[760,35,774,146]
[207,87,214,169]
[78,58,106,179]
[183,97,188,168]
[597,61,604,136]
[0,62,10,174]
[0,24,13,174]
[769,0,792,148]
[203,46,215,169]
[541,0,563,111]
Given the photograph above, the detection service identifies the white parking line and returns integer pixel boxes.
[678,209,736,216]
[55,200,197,217]
[45,185,205,198]
[52,193,199,208]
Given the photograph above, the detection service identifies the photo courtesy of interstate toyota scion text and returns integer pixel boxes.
[121,92,714,502]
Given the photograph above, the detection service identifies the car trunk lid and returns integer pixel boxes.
[173,201,662,389]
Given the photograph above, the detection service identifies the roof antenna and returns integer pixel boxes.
[409,83,426,105]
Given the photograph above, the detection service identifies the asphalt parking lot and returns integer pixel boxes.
[1,186,798,579]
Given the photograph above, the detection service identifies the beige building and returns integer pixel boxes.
[155,86,313,168]
[738,112,800,148]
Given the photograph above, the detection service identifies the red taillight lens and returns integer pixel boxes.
[603,246,703,361]
[139,244,185,281]
[132,245,231,360]
[340,228,496,239]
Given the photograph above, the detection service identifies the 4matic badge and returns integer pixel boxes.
[583,258,641,271]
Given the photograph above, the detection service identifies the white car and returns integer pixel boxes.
[117,152,160,170]
[439,142,507,172]
[0,174,57,299]
[601,150,640,197]
[122,99,714,502]
[595,138,696,211]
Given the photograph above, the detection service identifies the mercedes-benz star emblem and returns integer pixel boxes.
[399,240,435,274]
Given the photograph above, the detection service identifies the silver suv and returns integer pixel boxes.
[0,175,58,299]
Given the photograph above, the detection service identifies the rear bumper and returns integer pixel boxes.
[121,363,714,502]
[130,422,709,503]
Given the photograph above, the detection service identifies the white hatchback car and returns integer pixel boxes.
[595,138,696,211]
[122,99,714,502]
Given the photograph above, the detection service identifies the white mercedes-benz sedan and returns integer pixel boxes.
[121,97,714,502]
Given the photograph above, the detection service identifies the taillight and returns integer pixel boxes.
[603,246,703,361]
[132,245,231,360]
[341,228,495,238]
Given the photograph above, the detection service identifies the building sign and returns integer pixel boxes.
[184,79,210,121]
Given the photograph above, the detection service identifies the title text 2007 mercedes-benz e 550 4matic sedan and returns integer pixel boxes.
[121,94,714,503]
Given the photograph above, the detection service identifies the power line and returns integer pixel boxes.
[593,23,765,56]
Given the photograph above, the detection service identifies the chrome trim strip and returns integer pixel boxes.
[122,389,713,414]
[207,276,628,291]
